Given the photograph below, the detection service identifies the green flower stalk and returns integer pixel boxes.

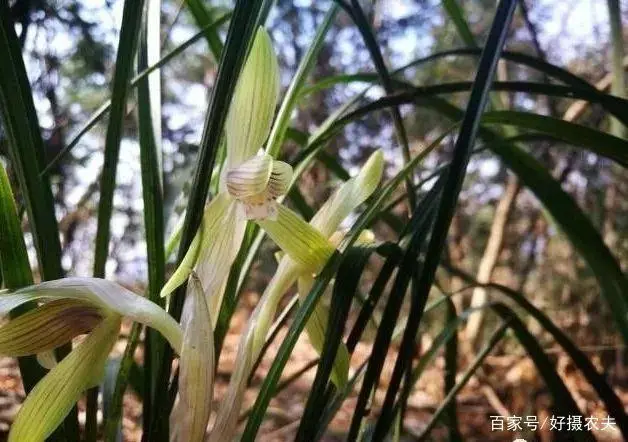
[0,278,183,442]
[209,150,384,442]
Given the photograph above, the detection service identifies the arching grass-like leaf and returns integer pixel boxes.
[442,0,478,47]
[415,321,510,441]
[372,1,517,438]
[296,246,376,439]
[266,4,339,158]
[0,9,76,436]
[0,165,54,394]
[483,111,628,168]
[0,0,64,282]
[444,264,628,439]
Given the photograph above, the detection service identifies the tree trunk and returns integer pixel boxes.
[464,175,520,344]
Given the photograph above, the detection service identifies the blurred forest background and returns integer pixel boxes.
[0,0,627,440]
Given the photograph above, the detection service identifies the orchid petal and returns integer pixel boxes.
[267,160,293,198]
[225,27,280,168]
[176,275,214,442]
[161,192,233,298]
[0,299,102,357]
[226,154,273,198]
[257,205,335,272]
[3,278,183,354]
[298,276,349,388]
[226,154,292,221]
[194,200,247,320]
[9,314,121,442]
[310,150,384,237]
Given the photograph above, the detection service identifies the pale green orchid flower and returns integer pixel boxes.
[209,150,384,442]
[160,26,289,441]
[160,27,291,323]
[0,278,183,442]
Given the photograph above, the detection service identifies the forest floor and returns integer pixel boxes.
[0,290,625,441]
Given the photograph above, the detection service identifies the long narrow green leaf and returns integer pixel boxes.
[301,48,600,100]
[137,0,166,430]
[374,1,517,438]
[0,165,49,394]
[444,264,628,439]
[185,0,224,59]
[297,246,375,439]
[93,0,148,278]
[442,0,478,47]
[429,97,628,343]
[266,4,339,158]
[86,3,140,440]
[303,78,628,127]
[104,1,168,437]
[0,4,77,439]
[483,111,628,168]
[88,1,145,439]
[0,0,64,282]
[312,79,628,126]
[417,322,510,440]
[443,298,461,442]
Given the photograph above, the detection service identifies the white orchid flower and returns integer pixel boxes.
[209,150,384,442]
[0,278,183,442]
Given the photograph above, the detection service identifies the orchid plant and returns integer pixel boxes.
[0,27,384,442]
[1,0,625,441]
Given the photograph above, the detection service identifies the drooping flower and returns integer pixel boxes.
[209,150,384,442]
[0,278,183,442]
